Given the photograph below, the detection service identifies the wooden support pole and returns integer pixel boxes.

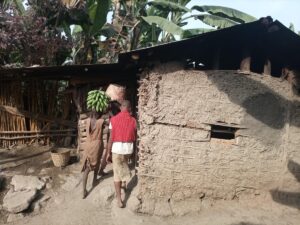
[212,48,221,70]
[263,59,271,75]
[240,48,251,72]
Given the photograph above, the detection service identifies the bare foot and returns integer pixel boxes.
[117,200,124,208]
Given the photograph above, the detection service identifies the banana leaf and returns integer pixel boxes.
[179,0,192,6]
[181,28,215,38]
[88,0,110,35]
[13,0,25,14]
[99,23,118,38]
[142,16,183,36]
[0,0,25,14]
[192,5,256,24]
[194,14,238,29]
[289,23,295,32]
[146,4,171,18]
[147,0,191,12]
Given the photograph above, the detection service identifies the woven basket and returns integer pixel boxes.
[50,148,71,167]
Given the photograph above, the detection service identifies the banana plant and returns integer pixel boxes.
[192,5,257,28]
[140,2,257,40]
[0,0,25,14]
[58,0,110,63]
[60,1,257,64]
[104,0,191,53]
[61,0,84,9]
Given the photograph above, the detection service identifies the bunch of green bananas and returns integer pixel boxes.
[86,90,110,113]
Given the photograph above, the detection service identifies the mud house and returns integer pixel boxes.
[1,17,300,215]
[119,18,300,215]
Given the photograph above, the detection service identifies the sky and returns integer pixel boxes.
[184,0,300,32]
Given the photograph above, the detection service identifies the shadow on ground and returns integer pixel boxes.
[86,170,114,198]
[231,223,263,225]
[124,174,138,206]
[270,160,300,209]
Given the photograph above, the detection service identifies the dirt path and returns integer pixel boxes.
[1,147,299,225]
[9,168,300,225]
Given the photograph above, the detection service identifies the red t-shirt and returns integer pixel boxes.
[110,110,136,142]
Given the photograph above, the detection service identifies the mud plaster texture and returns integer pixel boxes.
[137,62,300,216]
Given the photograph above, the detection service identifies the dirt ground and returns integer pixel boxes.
[0,146,299,225]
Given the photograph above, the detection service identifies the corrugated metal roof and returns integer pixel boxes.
[119,19,300,70]
[1,17,300,80]
[0,63,137,80]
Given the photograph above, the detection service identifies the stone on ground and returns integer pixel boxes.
[3,189,37,213]
[6,213,25,223]
[11,175,45,191]
[26,167,35,174]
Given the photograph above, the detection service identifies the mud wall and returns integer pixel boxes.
[137,62,300,215]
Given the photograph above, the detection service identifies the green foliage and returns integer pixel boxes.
[1,0,260,66]
[147,0,191,12]
[88,0,110,35]
[181,28,215,38]
[194,14,238,29]
[0,0,25,14]
[142,16,183,36]
[0,1,72,66]
[289,23,295,32]
[192,5,256,24]
[13,0,24,14]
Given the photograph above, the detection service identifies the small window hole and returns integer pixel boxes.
[211,125,237,140]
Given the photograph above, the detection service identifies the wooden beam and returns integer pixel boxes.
[0,134,77,140]
[0,129,76,134]
[0,105,77,128]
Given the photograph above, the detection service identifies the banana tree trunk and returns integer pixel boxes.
[75,36,92,64]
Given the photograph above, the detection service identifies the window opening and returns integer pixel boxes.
[211,125,238,140]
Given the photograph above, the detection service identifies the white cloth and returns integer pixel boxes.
[112,142,134,154]
[109,122,134,154]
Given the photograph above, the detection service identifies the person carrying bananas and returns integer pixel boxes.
[81,110,105,199]
[106,100,136,208]
[97,100,121,177]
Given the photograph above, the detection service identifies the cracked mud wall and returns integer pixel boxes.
[137,62,300,215]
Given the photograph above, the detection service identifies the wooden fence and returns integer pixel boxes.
[0,78,76,148]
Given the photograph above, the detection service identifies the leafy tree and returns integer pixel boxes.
[0,0,25,14]
[0,0,258,65]
[96,0,257,62]
[0,1,71,66]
